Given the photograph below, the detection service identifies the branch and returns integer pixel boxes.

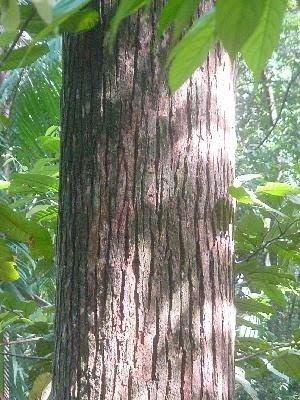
[0,351,51,361]
[256,67,300,148]
[236,343,290,362]
[262,71,278,126]
[236,219,299,264]
[0,336,42,346]
[0,8,35,67]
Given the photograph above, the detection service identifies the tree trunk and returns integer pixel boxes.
[53,1,236,399]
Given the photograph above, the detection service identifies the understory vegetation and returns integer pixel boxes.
[0,0,299,399]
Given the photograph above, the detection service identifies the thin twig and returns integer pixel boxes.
[0,8,36,67]
[236,219,299,264]
[0,351,51,360]
[256,67,300,148]
[236,343,290,362]
[0,336,43,346]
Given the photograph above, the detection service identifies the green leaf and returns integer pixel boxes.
[0,311,19,332]
[59,8,99,33]
[0,113,11,128]
[37,135,60,154]
[29,373,52,400]
[0,293,37,317]
[242,0,287,80]
[31,0,94,42]
[36,338,53,357]
[271,352,300,379]
[256,182,300,197]
[30,159,59,177]
[237,298,274,315]
[216,0,266,58]
[237,212,265,237]
[0,238,13,262]
[0,0,20,32]
[0,261,19,282]
[158,0,199,38]
[0,204,30,243]
[0,204,53,259]
[0,31,17,46]
[27,205,58,229]
[158,0,183,34]
[293,329,300,344]
[229,185,286,216]
[168,10,216,92]
[19,4,47,34]
[53,0,92,19]
[0,180,10,189]
[0,43,50,71]
[229,186,254,204]
[236,265,295,286]
[32,0,54,24]
[9,173,59,195]
[108,0,150,46]
[257,282,286,307]
[237,337,271,350]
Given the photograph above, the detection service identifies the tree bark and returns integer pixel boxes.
[53,1,236,399]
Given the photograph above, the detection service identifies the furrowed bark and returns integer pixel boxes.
[53,1,236,399]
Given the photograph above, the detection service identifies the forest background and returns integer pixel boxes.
[0,0,299,399]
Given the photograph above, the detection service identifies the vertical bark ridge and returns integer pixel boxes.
[53,1,236,399]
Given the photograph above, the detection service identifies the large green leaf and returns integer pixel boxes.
[236,265,295,286]
[216,0,266,58]
[271,352,300,379]
[0,204,53,259]
[32,0,93,43]
[158,0,184,34]
[158,0,199,38]
[53,0,92,19]
[59,8,99,33]
[0,0,20,32]
[0,204,30,243]
[29,373,52,400]
[0,180,10,189]
[19,4,47,34]
[0,31,17,46]
[242,0,287,79]
[0,311,20,332]
[30,159,59,177]
[256,182,300,197]
[0,44,50,71]
[109,0,150,46]
[20,1,96,37]
[167,10,216,91]
[32,0,54,24]
[229,185,286,216]
[9,173,59,195]
[27,205,58,229]
[37,135,60,155]
[0,238,12,261]
[0,261,19,282]
[10,56,61,165]
[237,212,265,237]
[229,186,254,204]
[0,293,37,317]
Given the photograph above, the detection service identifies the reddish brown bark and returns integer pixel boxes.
[53,1,236,399]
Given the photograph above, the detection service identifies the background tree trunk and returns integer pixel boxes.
[53,1,236,399]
